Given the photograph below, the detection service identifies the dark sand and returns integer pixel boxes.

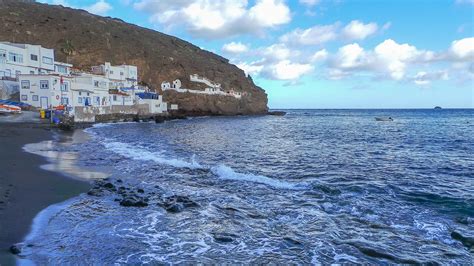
[0,123,91,265]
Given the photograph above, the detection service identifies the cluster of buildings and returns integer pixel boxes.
[0,41,168,119]
[161,74,245,99]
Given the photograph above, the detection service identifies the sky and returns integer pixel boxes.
[38,0,474,108]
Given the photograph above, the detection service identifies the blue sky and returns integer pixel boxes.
[39,0,473,108]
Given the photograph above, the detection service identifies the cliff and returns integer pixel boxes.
[0,0,268,115]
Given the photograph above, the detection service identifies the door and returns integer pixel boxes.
[40,97,48,109]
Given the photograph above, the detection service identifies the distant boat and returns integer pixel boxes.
[375,117,393,122]
[434,106,442,109]
[0,104,22,115]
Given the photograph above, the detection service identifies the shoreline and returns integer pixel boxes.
[0,123,92,265]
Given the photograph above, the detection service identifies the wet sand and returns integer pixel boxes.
[0,123,91,265]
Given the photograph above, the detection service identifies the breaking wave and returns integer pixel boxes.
[211,164,307,190]
[102,140,204,169]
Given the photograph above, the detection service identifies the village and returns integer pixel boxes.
[0,41,245,124]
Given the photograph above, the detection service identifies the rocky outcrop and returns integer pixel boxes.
[0,0,268,115]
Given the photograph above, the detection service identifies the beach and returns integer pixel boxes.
[0,122,90,265]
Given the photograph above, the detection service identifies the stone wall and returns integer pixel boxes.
[73,104,151,122]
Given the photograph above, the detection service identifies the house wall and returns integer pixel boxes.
[0,42,55,79]
[19,75,71,108]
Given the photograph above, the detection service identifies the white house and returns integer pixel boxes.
[161,81,171,90]
[19,74,72,109]
[109,90,134,106]
[54,61,72,76]
[0,42,55,80]
[72,74,111,107]
[91,62,138,88]
[172,79,182,89]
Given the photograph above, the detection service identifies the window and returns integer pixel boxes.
[30,54,38,61]
[30,71,34,74]
[78,97,82,104]
[94,81,99,87]
[0,49,6,64]
[15,71,21,78]
[113,95,117,101]
[120,72,124,76]
[32,95,38,101]
[21,80,30,90]
[61,97,69,105]
[40,80,49,89]
[110,70,114,74]
[87,93,90,96]
[95,97,100,105]
[79,92,82,96]
[56,65,67,74]
[42,56,53,65]
[21,95,27,101]
[60,83,68,92]
[8,52,23,63]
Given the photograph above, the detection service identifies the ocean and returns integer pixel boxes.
[20,109,473,264]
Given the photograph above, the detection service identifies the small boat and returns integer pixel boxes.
[0,104,22,114]
[375,117,393,122]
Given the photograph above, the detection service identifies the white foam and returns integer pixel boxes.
[103,140,203,169]
[211,164,306,190]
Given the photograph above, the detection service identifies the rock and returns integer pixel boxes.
[451,231,474,249]
[9,244,21,255]
[165,203,184,213]
[213,233,236,243]
[116,179,123,183]
[137,188,144,193]
[267,111,286,116]
[120,197,148,207]
[154,116,165,123]
[103,183,114,189]
[87,187,104,197]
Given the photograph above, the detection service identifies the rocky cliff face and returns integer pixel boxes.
[0,0,268,115]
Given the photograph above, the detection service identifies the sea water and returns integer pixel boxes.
[21,109,473,264]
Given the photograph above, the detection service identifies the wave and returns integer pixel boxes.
[103,140,204,169]
[211,164,307,190]
[85,124,306,190]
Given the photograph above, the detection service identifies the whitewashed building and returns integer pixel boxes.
[19,74,72,109]
[0,42,55,80]
[91,62,138,89]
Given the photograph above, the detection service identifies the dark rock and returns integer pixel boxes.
[165,203,184,213]
[116,179,123,183]
[213,233,236,243]
[451,231,474,249]
[267,111,286,116]
[137,188,144,193]
[155,116,165,123]
[103,183,114,189]
[9,244,21,255]
[120,197,148,207]
[132,116,140,122]
[87,187,104,197]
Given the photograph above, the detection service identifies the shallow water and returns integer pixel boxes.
[21,109,473,264]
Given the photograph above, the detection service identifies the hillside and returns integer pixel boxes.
[0,0,268,115]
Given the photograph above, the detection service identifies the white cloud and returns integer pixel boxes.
[236,61,265,77]
[299,0,320,7]
[265,60,314,80]
[280,23,339,46]
[311,49,328,62]
[327,39,436,80]
[280,20,381,46]
[412,71,449,85]
[86,0,113,15]
[133,0,291,39]
[448,37,474,61]
[222,42,249,54]
[342,20,378,40]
